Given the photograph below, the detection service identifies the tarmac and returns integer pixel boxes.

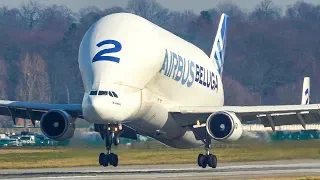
[1,159,320,180]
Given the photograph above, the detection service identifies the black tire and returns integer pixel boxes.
[99,153,105,166]
[197,154,204,167]
[208,154,217,168]
[109,153,118,167]
[199,154,207,168]
[102,154,109,167]
[112,154,119,167]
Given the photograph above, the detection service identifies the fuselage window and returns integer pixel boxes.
[111,91,118,98]
[90,91,98,95]
[98,91,108,95]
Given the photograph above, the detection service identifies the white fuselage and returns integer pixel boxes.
[79,13,224,148]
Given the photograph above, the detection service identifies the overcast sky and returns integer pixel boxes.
[0,0,319,13]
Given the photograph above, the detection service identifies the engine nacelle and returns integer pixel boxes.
[206,111,243,142]
[40,110,75,141]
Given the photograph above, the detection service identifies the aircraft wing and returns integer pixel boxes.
[0,100,82,125]
[170,104,320,130]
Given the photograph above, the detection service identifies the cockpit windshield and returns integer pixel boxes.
[111,91,118,98]
[90,90,119,98]
[90,91,98,95]
[98,91,108,95]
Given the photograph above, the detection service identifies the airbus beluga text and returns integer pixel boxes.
[0,13,319,169]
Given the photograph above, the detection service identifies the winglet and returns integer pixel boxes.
[210,13,229,76]
[301,77,310,105]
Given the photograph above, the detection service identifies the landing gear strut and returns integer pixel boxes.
[198,136,217,168]
[96,124,122,167]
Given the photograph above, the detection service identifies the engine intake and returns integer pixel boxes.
[40,110,75,141]
[206,111,243,142]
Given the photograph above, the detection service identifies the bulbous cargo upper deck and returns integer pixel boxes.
[78,13,212,92]
[79,13,163,91]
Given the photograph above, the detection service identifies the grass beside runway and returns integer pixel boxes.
[0,140,320,169]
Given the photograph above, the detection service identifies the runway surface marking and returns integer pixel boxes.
[1,159,320,180]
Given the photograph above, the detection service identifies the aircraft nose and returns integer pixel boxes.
[84,95,115,122]
[91,96,109,118]
[82,90,142,124]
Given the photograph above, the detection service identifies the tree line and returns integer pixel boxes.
[0,0,319,109]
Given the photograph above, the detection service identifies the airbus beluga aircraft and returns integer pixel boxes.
[0,13,319,168]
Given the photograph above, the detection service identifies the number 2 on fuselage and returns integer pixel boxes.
[92,40,122,63]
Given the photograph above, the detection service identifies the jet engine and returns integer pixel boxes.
[40,110,75,141]
[206,111,243,142]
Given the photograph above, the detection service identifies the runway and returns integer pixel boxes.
[1,159,320,180]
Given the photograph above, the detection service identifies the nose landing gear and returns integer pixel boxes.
[96,124,122,167]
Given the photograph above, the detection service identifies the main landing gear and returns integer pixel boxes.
[96,124,122,167]
[197,137,217,168]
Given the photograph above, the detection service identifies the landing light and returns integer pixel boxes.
[196,120,201,126]
[114,127,118,132]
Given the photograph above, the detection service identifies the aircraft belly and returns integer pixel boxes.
[127,122,203,149]
[126,88,203,148]
[152,129,204,149]
[129,103,184,139]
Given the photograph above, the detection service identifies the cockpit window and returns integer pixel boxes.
[90,91,97,95]
[111,91,118,98]
[98,91,108,95]
[95,89,119,98]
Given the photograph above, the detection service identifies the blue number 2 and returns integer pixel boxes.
[92,40,122,63]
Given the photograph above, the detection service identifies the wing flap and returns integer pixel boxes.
[260,112,320,127]
[0,106,11,117]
